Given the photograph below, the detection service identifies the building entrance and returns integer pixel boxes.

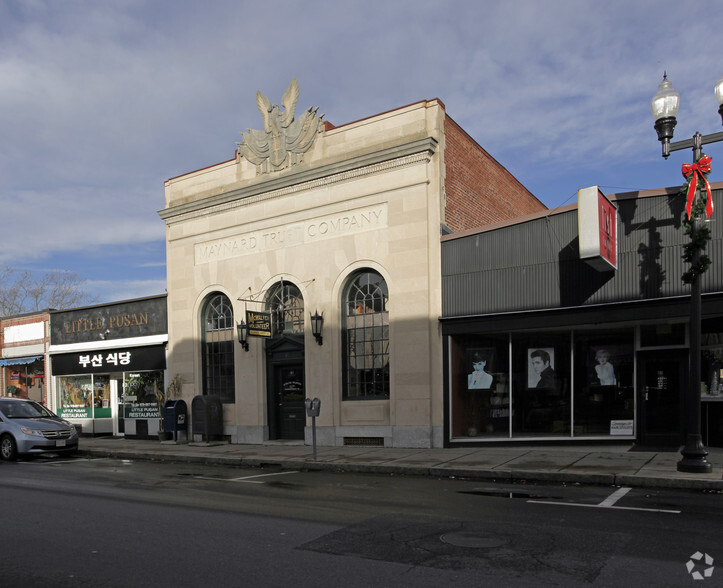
[637,350,687,447]
[273,364,305,440]
[266,337,305,440]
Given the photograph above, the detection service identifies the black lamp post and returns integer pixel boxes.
[651,73,723,473]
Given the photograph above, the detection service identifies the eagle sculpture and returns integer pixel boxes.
[237,78,323,173]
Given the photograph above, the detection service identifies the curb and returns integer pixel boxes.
[78,448,723,491]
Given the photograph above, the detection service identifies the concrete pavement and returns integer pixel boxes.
[75,436,723,490]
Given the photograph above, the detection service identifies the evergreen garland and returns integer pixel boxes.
[681,192,712,284]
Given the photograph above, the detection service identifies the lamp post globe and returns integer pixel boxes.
[651,74,680,158]
[715,74,723,123]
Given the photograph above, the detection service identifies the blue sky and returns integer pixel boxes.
[1,0,722,304]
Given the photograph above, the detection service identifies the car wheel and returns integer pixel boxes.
[0,434,18,461]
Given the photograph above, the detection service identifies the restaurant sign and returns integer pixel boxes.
[247,311,272,338]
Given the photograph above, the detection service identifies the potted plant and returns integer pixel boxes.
[157,374,183,441]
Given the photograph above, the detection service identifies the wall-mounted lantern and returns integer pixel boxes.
[237,321,249,352]
[310,311,324,346]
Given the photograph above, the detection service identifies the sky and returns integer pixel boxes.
[1,0,722,305]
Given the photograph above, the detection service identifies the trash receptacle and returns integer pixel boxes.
[163,399,187,440]
[191,395,223,439]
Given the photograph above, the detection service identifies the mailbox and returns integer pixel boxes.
[163,399,188,433]
[191,395,223,439]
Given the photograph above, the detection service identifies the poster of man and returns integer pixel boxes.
[528,348,557,389]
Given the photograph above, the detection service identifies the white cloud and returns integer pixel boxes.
[86,279,167,305]
[1,0,722,300]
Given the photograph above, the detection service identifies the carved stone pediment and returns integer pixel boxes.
[236,78,323,174]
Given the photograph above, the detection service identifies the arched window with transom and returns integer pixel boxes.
[201,293,235,403]
[342,270,390,399]
[266,281,304,336]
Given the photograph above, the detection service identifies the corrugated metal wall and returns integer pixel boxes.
[442,189,723,317]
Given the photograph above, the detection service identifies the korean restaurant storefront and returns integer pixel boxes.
[48,295,167,438]
[442,184,723,447]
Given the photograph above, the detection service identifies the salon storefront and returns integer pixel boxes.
[48,295,167,437]
[441,184,723,447]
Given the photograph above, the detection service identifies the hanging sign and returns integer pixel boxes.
[578,186,618,271]
[246,311,272,338]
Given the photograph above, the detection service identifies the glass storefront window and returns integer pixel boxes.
[449,327,636,440]
[573,331,634,436]
[640,322,685,347]
[58,374,113,420]
[511,334,571,437]
[93,375,111,418]
[122,371,163,419]
[58,375,93,419]
[450,334,509,437]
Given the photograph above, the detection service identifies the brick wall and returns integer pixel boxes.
[444,115,546,232]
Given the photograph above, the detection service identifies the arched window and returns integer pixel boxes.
[201,293,235,403]
[342,270,389,399]
[266,281,304,336]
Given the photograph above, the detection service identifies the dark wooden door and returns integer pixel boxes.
[274,364,305,440]
[637,350,686,447]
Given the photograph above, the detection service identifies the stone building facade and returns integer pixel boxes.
[160,82,544,448]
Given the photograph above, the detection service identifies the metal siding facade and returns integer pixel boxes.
[442,189,723,317]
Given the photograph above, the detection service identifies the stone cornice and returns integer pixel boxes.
[159,136,438,224]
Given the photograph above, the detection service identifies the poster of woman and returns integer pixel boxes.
[593,348,616,386]
[588,344,631,386]
[467,348,495,389]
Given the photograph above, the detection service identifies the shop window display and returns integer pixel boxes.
[450,328,635,440]
[122,371,163,419]
[58,374,113,420]
[511,336,570,436]
[573,332,634,436]
[450,335,509,437]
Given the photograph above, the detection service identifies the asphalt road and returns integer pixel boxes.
[1,455,721,587]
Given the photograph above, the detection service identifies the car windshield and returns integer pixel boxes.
[0,400,54,419]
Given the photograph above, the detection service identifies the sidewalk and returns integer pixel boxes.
[77,436,723,490]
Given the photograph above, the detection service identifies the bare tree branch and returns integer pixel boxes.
[0,265,98,315]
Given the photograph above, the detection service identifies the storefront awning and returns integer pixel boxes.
[0,356,43,366]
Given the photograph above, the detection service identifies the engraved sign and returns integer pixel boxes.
[195,204,387,264]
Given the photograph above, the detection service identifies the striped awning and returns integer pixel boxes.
[0,356,43,366]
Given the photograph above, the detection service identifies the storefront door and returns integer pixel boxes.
[273,364,305,440]
[637,350,686,447]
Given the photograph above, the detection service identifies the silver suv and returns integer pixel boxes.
[0,398,79,461]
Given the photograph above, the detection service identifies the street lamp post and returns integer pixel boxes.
[651,73,723,473]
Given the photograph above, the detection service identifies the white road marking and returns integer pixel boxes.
[598,486,631,507]
[195,470,300,484]
[528,487,681,514]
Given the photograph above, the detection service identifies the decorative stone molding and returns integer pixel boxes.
[160,136,438,225]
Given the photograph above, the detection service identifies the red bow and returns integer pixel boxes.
[682,155,714,218]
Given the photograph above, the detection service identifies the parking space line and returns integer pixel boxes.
[598,486,631,507]
[195,470,300,484]
[528,487,681,514]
